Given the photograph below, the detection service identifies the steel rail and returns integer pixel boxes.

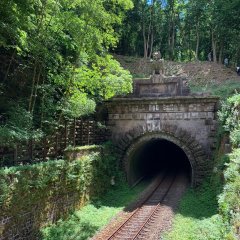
[132,173,177,240]
[106,171,176,240]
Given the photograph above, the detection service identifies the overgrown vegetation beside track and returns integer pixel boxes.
[163,180,225,240]
[41,179,147,240]
[217,94,240,239]
[0,143,119,238]
[165,90,240,240]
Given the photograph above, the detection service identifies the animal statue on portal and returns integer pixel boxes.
[151,51,165,76]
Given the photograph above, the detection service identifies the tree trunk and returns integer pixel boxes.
[142,3,153,59]
[169,0,175,60]
[218,41,223,63]
[149,31,154,58]
[188,30,191,61]
[28,61,37,112]
[149,1,155,58]
[195,20,200,60]
[212,31,217,63]
[31,66,42,114]
[141,3,148,59]
[167,18,172,59]
[143,25,148,59]
[146,22,151,58]
[171,22,175,60]
[4,50,16,82]
[40,75,46,129]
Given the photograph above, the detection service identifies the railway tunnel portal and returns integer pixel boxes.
[106,71,219,186]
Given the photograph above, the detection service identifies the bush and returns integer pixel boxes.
[41,175,147,240]
[0,143,119,238]
[0,105,43,146]
[217,93,240,239]
[218,149,240,239]
[190,81,240,100]
[166,92,240,240]
[164,180,226,240]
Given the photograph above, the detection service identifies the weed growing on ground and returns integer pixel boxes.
[190,80,240,99]
[41,179,147,240]
[163,180,226,240]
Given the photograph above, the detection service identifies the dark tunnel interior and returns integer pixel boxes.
[128,139,192,185]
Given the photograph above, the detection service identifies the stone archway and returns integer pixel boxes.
[112,123,209,186]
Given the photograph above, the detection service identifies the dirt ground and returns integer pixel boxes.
[114,54,240,86]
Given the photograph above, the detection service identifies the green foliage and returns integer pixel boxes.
[164,181,226,240]
[65,145,100,152]
[41,177,146,240]
[0,0,133,142]
[0,105,43,146]
[229,129,240,148]
[67,55,132,102]
[218,149,240,239]
[190,81,240,100]
[218,93,240,148]
[216,93,240,239]
[118,0,240,63]
[0,158,83,207]
[61,92,96,119]
[0,143,118,212]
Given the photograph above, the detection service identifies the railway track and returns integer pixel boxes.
[92,171,187,240]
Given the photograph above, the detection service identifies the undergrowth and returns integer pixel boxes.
[163,180,226,240]
[41,178,147,240]
[0,142,125,239]
[189,80,240,99]
[165,92,240,240]
[217,93,240,239]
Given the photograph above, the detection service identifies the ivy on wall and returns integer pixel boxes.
[0,143,118,238]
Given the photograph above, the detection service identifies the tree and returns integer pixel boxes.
[0,0,133,140]
[116,0,240,63]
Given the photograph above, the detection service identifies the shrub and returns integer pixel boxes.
[217,93,240,239]
[218,149,240,239]
[0,142,119,238]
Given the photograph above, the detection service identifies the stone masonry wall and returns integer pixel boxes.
[106,96,219,185]
[107,97,218,155]
[0,146,111,240]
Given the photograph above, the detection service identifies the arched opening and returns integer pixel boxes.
[127,138,192,186]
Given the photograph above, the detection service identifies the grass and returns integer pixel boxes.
[132,73,150,78]
[190,80,240,99]
[64,144,101,151]
[42,178,225,240]
[41,179,148,240]
[163,180,226,240]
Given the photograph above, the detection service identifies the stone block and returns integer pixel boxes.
[176,113,184,119]
[207,112,214,118]
[107,94,219,188]
[189,141,200,150]
[198,112,208,119]
[125,133,133,142]
[183,112,191,119]
[208,131,216,137]
[190,112,199,119]
[224,144,232,154]
[132,114,139,119]
[205,118,213,125]
[153,113,160,120]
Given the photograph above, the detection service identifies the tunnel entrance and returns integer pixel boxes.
[127,138,192,186]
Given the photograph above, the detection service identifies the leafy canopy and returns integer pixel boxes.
[0,0,133,142]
